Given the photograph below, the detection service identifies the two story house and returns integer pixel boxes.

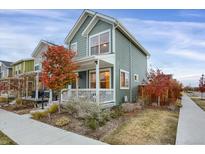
[12,58,35,98]
[62,10,150,106]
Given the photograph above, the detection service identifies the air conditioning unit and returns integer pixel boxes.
[124,96,128,102]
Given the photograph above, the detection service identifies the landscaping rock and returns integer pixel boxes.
[152,102,158,107]
[122,103,135,113]
[167,104,176,111]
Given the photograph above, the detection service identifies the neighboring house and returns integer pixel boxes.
[63,10,150,106]
[12,58,34,76]
[12,58,34,98]
[32,40,56,72]
[0,60,13,79]
[31,40,56,101]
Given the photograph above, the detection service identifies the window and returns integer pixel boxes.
[120,70,129,89]
[89,30,110,55]
[134,74,139,82]
[89,68,111,89]
[71,42,78,53]
[35,64,40,71]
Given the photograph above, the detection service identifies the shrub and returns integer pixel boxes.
[31,111,48,120]
[85,117,98,130]
[16,98,23,105]
[0,97,8,103]
[100,109,111,122]
[55,116,70,127]
[47,103,59,114]
[176,101,183,108]
[110,106,123,118]
[64,97,101,119]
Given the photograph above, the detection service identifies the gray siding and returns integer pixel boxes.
[130,43,147,102]
[115,29,147,105]
[115,29,130,105]
[89,20,112,36]
[70,16,92,59]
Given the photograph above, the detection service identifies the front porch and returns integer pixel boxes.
[61,54,116,105]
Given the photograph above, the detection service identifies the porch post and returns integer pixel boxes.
[95,59,100,104]
[76,72,79,98]
[49,89,52,103]
[35,72,39,100]
[26,77,28,98]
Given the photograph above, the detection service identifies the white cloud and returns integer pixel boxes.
[166,49,205,61]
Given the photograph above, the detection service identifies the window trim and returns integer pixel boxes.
[70,42,78,53]
[134,74,139,82]
[89,29,111,56]
[89,68,112,89]
[120,69,130,89]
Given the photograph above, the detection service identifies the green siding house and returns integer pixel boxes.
[62,10,150,106]
[12,59,34,76]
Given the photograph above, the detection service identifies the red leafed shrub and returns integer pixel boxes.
[141,69,182,106]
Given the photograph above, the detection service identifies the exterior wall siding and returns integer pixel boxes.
[130,43,147,102]
[70,16,92,59]
[115,29,147,105]
[115,29,130,105]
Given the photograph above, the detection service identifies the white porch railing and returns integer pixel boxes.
[61,88,114,104]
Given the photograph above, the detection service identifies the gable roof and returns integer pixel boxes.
[0,60,13,68]
[64,9,150,57]
[31,40,57,57]
[12,58,33,66]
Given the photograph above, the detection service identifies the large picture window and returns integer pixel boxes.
[89,30,110,55]
[120,69,129,89]
[89,68,111,89]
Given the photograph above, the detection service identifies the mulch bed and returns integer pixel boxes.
[38,110,138,141]
[0,102,35,115]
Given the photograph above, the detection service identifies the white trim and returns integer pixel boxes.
[89,29,111,56]
[89,68,112,89]
[120,69,130,90]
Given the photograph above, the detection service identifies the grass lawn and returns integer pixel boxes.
[102,109,179,145]
[191,97,205,111]
[0,131,16,145]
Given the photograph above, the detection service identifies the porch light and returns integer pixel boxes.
[102,43,107,47]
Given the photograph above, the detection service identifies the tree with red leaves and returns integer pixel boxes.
[145,69,171,106]
[41,45,78,112]
[199,74,205,99]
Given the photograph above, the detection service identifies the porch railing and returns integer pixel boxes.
[61,88,114,104]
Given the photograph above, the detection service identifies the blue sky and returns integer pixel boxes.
[0,9,205,86]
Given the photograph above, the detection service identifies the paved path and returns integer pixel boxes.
[176,94,205,144]
[0,109,106,145]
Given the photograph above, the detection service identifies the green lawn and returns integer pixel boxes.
[102,109,179,145]
[0,131,16,145]
[191,97,205,111]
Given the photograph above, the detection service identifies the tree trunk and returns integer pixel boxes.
[157,96,160,106]
[58,91,61,113]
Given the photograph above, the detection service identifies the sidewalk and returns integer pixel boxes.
[0,109,106,145]
[176,94,205,144]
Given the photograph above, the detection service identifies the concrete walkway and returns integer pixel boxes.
[176,94,205,144]
[0,109,106,145]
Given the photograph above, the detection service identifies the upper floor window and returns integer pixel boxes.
[71,42,78,53]
[89,30,110,56]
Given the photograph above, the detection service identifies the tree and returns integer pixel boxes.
[199,74,205,99]
[145,69,171,106]
[41,45,78,112]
